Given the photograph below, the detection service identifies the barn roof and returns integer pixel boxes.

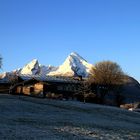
[18,74,83,84]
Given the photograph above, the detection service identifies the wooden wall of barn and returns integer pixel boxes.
[16,83,44,96]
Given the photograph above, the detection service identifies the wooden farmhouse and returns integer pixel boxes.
[11,75,82,99]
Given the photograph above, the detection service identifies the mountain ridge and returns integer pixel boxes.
[0,52,94,78]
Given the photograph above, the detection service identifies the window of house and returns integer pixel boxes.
[30,87,34,93]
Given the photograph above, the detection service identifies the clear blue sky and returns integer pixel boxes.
[0,0,140,81]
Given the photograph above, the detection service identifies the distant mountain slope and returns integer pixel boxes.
[122,77,140,102]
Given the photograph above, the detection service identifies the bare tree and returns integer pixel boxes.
[76,81,95,103]
[8,72,19,94]
[8,73,19,85]
[89,61,127,104]
[0,55,2,69]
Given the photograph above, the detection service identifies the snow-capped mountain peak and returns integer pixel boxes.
[69,52,87,62]
[20,59,40,75]
[48,52,94,77]
[19,59,58,76]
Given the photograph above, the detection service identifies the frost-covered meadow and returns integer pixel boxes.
[0,94,140,140]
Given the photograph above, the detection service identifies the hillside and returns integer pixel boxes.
[0,94,140,140]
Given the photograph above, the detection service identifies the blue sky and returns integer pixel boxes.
[0,0,140,81]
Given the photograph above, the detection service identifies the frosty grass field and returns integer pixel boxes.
[0,94,140,140]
